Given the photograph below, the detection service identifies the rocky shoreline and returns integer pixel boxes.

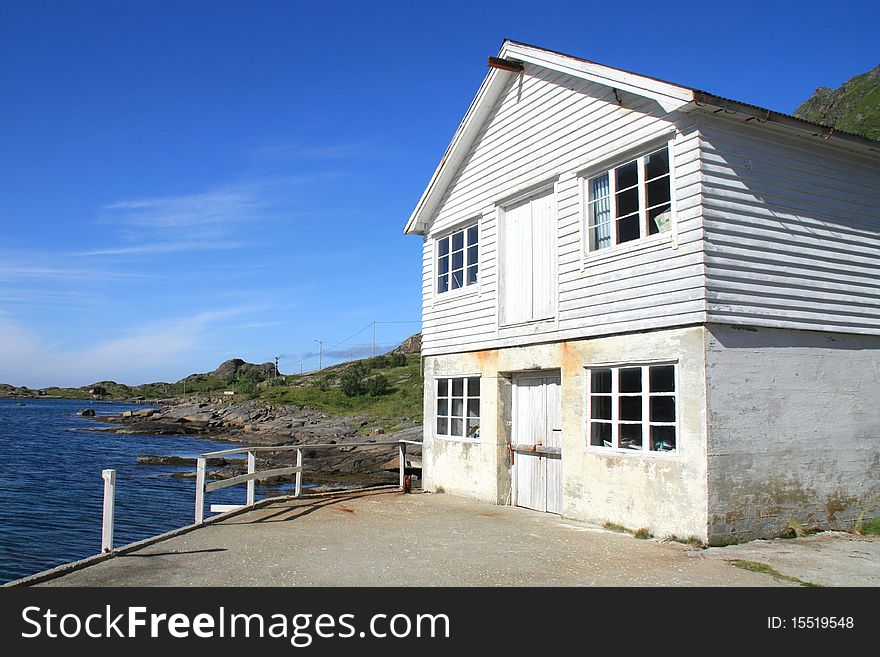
[95,397,422,490]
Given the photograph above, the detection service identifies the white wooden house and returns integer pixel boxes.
[404,41,880,544]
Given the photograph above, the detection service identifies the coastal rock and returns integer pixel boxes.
[77,408,96,417]
[138,454,231,467]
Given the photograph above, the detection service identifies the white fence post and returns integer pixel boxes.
[101,469,116,553]
[246,451,256,506]
[295,448,303,497]
[399,442,407,491]
[195,457,206,524]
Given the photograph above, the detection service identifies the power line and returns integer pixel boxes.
[277,319,420,374]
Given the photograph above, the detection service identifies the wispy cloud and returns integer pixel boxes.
[0,305,269,387]
[0,259,146,282]
[249,141,371,162]
[70,174,335,259]
[69,240,244,257]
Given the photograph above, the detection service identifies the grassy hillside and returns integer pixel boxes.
[2,353,425,427]
[794,65,880,140]
[260,354,424,427]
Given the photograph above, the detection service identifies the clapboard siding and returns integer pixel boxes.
[701,115,880,335]
[421,62,708,356]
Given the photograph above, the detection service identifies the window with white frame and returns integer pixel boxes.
[587,364,676,452]
[436,376,480,439]
[586,146,672,252]
[436,224,478,294]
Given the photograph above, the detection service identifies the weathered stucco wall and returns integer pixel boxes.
[423,325,710,540]
[705,324,880,543]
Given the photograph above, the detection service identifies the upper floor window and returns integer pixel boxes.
[587,363,677,453]
[437,224,478,294]
[586,146,671,252]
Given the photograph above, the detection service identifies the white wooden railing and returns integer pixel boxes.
[194,440,422,523]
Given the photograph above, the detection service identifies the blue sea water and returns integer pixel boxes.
[0,397,288,583]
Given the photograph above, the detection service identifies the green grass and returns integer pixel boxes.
[855,515,880,536]
[4,354,425,427]
[603,521,654,540]
[665,535,705,547]
[726,560,822,587]
[260,355,424,426]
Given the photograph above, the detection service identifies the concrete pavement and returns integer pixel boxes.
[22,489,839,587]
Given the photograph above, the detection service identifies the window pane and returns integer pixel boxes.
[438,254,449,274]
[438,237,449,257]
[649,365,675,392]
[591,369,612,393]
[467,225,478,246]
[437,417,448,435]
[617,213,640,244]
[648,204,671,235]
[452,230,464,251]
[651,425,676,452]
[437,398,448,417]
[619,396,642,421]
[467,399,480,418]
[591,395,611,420]
[619,367,642,393]
[590,422,611,447]
[589,175,610,224]
[619,423,642,449]
[646,176,670,209]
[437,379,448,396]
[467,245,478,267]
[466,418,480,439]
[645,148,669,181]
[466,265,478,285]
[589,223,612,251]
[437,273,448,293]
[451,250,463,270]
[451,398,463,417]
[615,160,638,190]
[451,378,464,396]
[451,418,463,436]
[650,396,676,423]
[467,377,480,396]
[616,185,639,218]
[451,269,463,289]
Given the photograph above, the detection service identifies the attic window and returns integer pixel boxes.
[585,146,672,252]
[437,224,478,294]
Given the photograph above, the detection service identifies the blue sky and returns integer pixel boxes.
[0,0,876,387]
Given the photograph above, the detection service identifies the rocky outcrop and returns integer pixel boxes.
[394,333,422,355]
[99,397,422,489]
[794,66,880,140]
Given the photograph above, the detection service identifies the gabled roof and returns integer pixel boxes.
[404,40,880,235]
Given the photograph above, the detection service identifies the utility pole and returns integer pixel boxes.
[315,339,323,371]
[371,321,376,357]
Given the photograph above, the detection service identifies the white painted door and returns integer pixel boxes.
[513,373,562,514]
[501,189,556,325]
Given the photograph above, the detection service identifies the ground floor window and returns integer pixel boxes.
[436,376,480,439]
[587,364,676,452]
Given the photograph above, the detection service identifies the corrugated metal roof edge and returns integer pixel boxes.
[505,39,880,150]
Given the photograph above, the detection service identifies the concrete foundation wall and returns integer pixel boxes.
[705,324,880,543]
[423,325,710,540]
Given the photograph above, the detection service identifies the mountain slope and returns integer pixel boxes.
[794,65,880,140]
